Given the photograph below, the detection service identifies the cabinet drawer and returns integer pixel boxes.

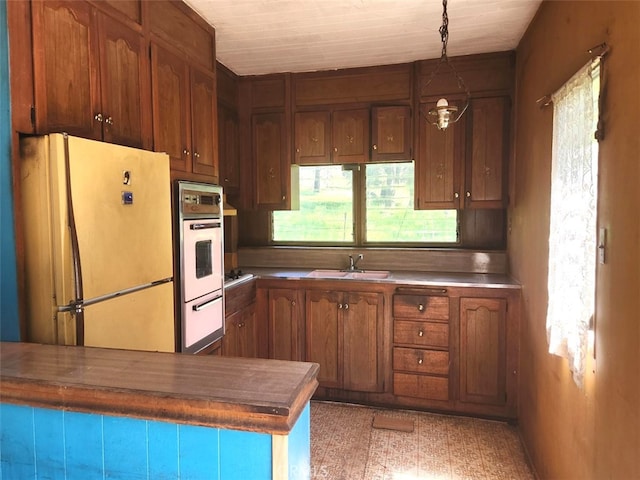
[393,372,449,401]
[393,347,449,375]
[394,320,449,348]
[393,294,449,320]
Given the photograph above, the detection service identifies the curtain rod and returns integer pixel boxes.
[536,42,610,108]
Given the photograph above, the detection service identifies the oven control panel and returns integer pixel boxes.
[181,189,221,217]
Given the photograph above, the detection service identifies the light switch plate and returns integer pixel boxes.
[598,227,607,264]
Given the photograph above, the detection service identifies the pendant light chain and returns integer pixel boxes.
[440,0,449,58]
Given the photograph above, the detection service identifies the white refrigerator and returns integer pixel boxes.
[20,134,175,352]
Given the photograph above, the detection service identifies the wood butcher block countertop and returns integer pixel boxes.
[0,342,319,435]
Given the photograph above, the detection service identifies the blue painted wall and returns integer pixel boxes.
[0,402,312,479]
[0,0,20,341]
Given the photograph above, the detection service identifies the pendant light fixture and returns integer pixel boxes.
[423,0,471,130]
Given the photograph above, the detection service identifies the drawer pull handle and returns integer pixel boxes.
[418,330,424,337]
[417,358,423,365]
[418,304,425,311]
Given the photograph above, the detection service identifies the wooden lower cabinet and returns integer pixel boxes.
[254,279,520,419]
[459,297,507,406]
[306,289,384,393]
[267,288,304,361]
[222,280,265,358]
[392,292,451,403]
[222,301,257,358]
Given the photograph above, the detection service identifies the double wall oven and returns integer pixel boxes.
[176,181,225,353]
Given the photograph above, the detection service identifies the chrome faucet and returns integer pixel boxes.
[347,254,364,272]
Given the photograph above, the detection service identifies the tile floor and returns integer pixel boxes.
[310,401,535,480]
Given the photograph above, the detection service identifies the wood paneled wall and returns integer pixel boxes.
[510,2,640,478]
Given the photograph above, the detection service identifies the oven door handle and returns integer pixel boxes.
[192,295,222,312]
[190,222,221,230]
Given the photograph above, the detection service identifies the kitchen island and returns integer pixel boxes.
[0,342,319,479]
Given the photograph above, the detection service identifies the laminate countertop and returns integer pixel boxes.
[0,342,319,435]
[247,268,521,290]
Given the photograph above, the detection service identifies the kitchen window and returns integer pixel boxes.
[546,56,602,389]
[271,162,458,245]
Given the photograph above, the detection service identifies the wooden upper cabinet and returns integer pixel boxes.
[31,1,147,148]
[98,12,147,148]
[294,111,331,165]
[465,96,510,208]
[332,108,370,164]
[416,96,509,210]
[32,1,100,140]
[294,108,369,164]
[190,67,218,177]
[415,99,464,209]
[151,43,219,180]
[218,104,240,191]
[371,106,412,161]
[459,297,507,406]
[253,112,290,210]
[150,43,190,172]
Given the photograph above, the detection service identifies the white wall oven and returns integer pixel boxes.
[175,181,225,353]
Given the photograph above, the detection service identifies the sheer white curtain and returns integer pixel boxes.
[546,59,600,389]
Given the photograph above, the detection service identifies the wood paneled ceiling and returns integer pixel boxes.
[183,0,542,76]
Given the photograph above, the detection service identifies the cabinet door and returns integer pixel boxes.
[150,44,190,171]
[218,104,240,191]
[459,297,507,406]
[332,109,370,164]
[236,302,258,358]
[268,288,304,361]
[371,106,411,161]
[343,292,384,392]
[97,13,146,148]
[415,100,464,209]
[306,290,341,388]
[190,67,218,178]
[32,0,101,139]
[294,111,331,165]
[222,302,257,358]
[253,112,289,209]
[465,96,510,208]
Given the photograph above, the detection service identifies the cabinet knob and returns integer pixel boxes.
[454,192,460,199]
[183,149,190,156]
[105,116,113,126]
[417,358,423,365]
[418,304,424,312]
[418,330,424,337]
[94,113,103,123]
[372,144,377,150]
[291,301,296,306]
[344,303,349,310]
[338,303,343,309]
[333,147,338,153]
[282,195,286,201]
[466,191,471,198]
[296,148,300,153]
[238,322,244,328]
[194,152,200,159]
[224,178,229,183]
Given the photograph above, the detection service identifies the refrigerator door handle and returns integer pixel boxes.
[189,222,221,230]
[192,295,222,312]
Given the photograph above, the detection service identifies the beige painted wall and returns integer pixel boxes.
[510,1,639,478]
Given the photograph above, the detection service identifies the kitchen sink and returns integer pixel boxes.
[306,270,350,278]
[306,269,390,280]
[348,271,390,279]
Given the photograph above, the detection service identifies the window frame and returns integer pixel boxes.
[270,162,461,248]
